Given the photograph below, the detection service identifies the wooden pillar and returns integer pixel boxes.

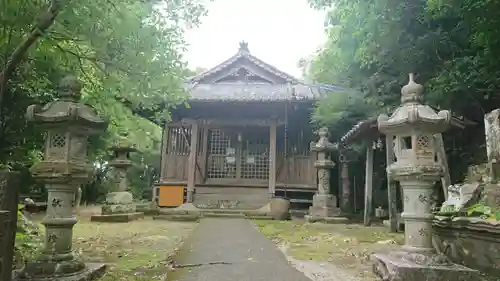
[435,134,450,200]
[199,126,209,184]
[186,121,199,203]
[340,159,351,213]
[385,135,398,232]
[268,122,277,197]
[154,123,169,206]
[159,123,169,182]
[310,143,318,186]
[364,144,374,226]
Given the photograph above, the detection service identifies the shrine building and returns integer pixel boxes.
[153,42,342,209]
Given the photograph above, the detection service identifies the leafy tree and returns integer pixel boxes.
[0,0,207,198]
[306,0,500,182]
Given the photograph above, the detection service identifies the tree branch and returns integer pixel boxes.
[0,0,68,118]
[53,44,102,90]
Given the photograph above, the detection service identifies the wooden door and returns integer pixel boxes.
[206,127,270,182]
[207,128,238,180]
[240,127,269,180]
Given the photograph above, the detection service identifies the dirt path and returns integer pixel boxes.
[168,218,311,281]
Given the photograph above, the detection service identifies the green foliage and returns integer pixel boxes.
[14,211,43,268]
[312,89,375,139]
[306,0,500,183]
[436,203,500,221]
[1,0,207,197]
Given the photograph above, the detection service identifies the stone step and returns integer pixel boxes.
[202,212,246,218]
[153,212,274,222]
[153,214,200,222]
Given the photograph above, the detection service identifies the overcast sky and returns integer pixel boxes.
[183,0,327,78]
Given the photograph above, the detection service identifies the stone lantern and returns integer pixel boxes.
[305,127,345,223]
[19,76,108,281]
[371,74,480,281]
[91,133,144,222]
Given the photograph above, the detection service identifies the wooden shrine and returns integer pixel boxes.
[154,42,341,209]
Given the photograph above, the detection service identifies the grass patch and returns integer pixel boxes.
[255,220,403,281]
[73,217,196,281]
[30,207,197,281]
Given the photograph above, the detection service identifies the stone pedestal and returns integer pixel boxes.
[91,191,143,222]
[102,191,134,213]
[308,194,340,217]
[306,194,348,224]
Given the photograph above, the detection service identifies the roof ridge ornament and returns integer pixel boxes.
[238,41,249,53]
[401,73,424,104]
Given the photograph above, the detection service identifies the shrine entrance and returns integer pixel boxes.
[207,126,270,184]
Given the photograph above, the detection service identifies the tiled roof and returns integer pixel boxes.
[189,42,300,84]
[185,41,344,101]
[339,109,474,145]
[186,82,331,101]
[340,118,378,144]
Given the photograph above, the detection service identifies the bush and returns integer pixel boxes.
[14,205,43,268]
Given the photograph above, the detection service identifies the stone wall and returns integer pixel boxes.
[433,218,500,278]
[194,187,268,209]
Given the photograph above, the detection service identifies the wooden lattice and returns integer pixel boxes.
[241,127,269,180]
[167,127,191,155]
[208,129,236,179]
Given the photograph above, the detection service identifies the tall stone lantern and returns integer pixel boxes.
[305,127,346,223]
[91,134,144,222]
[19,76,107,281]
[371,74,480,281]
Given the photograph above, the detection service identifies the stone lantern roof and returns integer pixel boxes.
[378,73,458,135]
[26,76,108,133]
[310,127,338,153]
[110,133,137,154]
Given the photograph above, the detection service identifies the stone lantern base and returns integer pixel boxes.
[304,194,348,223]
[371,251,482,281]
[90,191,143,223]
[14,261,106,281]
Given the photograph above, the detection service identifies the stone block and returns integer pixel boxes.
[90,212,144,223]
[101,203,136,215]
[371,251,482,281]
[308,194,341,217]
[105,191,133,204]
[193,187,268,210]
[482,183,500,209]
[440,183,483,213]
[14,262,106,281]
[304,215,349,224]
[135,202,159,215]
[153,214,200,222]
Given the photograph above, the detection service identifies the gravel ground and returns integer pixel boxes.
[169,218,311,281]
[279,245,362,281]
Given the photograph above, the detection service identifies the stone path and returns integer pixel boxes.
[169,218,311,281]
